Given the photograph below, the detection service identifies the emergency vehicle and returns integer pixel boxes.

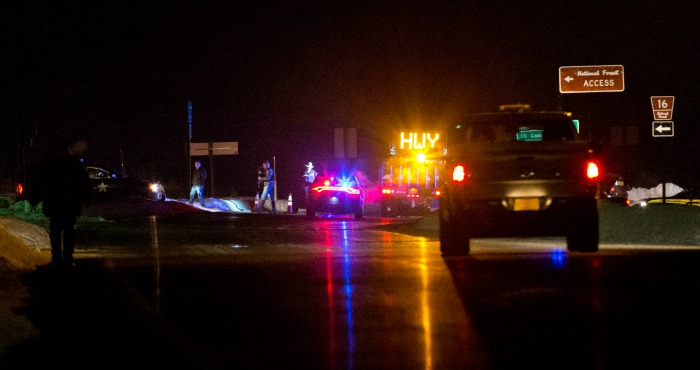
[379,130,445,217]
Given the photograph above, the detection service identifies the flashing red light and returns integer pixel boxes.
[434,189,441,197]
[586,161,600,180]
[452,165,466,183]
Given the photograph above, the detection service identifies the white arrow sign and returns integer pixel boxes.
[652,121,674,137]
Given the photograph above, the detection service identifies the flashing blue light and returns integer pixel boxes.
[550,248,566,269]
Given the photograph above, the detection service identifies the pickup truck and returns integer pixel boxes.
[437,109,601,255]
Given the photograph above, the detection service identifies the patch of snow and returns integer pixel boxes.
[627,183,684,202]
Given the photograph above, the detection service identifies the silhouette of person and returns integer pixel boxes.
[39,136,92,269]
[302,161,318,203]
[256,163,265,200]
[258,160,276,213]
[189,160,207,206]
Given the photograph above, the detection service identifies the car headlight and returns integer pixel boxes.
[149,183,161,193]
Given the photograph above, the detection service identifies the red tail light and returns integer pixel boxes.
[16,183,24,195]
[452,165,466,183]
[586,161,600,180]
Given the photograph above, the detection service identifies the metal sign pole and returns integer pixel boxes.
[188,101,193,189]
[209,142,215,198]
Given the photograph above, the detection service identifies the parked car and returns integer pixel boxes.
[638,187,699,207]
[438,108,602,255]
[306,173,364,219]
[87,165,166,202]
[601,173,630,206]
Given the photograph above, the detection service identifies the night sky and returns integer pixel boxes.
[2,1,699,196]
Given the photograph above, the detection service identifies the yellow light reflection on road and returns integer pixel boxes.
[149,215,161,311]
[418,237,433,370]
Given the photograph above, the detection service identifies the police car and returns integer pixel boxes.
[87,165,166,202]
[306,173,364,219]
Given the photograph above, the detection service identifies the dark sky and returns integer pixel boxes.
[2,1,699,195]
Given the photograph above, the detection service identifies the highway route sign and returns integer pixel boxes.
[650,96,675,121]
[652,121,674,137]
[559,65,625,93]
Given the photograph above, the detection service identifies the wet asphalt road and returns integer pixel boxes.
[4,212,700,369]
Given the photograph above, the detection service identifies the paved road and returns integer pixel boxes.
[3,212,700,369]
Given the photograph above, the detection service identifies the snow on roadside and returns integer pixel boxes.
[0,217,50,270]
[627,183,684,202]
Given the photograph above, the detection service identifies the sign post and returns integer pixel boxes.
[559,65,625,93]
[187,101,193,192]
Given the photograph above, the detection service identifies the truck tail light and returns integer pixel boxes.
[586,161,600,180]
[452,164,467,183]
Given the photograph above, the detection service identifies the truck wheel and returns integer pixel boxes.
[439,206,471,256]
[566,207,599,252]
[380,201,395,217]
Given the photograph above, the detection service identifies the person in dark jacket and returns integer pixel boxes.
[39,136,92,269]
[189,160,207,206]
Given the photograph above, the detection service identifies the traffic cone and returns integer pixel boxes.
[287,193,293,214]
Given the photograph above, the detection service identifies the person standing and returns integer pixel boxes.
[258,160,276,213]
[39,136,92,269]
[256,163,266,198]
[302,161,318,202]
[189,160,207,207]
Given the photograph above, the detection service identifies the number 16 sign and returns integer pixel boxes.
[651,96,675,121]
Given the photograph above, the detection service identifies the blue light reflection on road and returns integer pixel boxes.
[322,220,355,370]
[341,222,355,369]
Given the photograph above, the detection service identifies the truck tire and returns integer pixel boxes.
[439,205,471,256]
[380,200,397,218]
[566,206,599,252]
